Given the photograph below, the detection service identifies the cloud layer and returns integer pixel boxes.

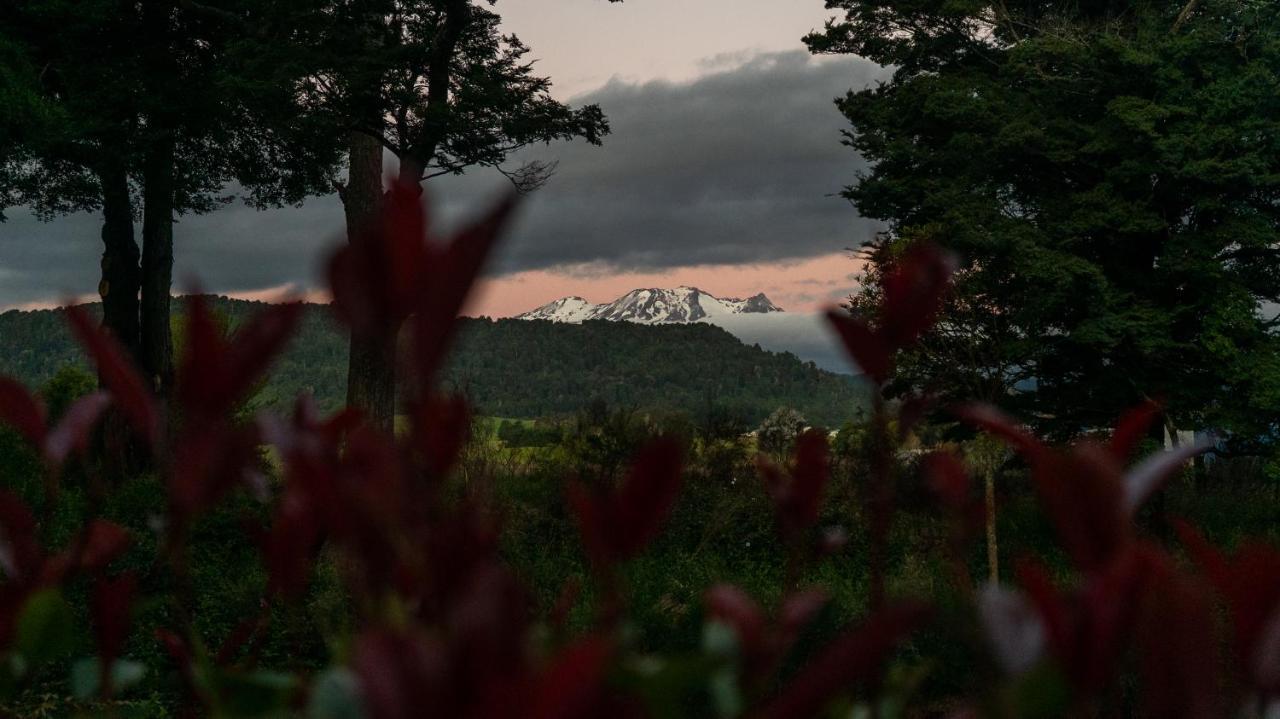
[0,50,885,310]
[442,50,888,274]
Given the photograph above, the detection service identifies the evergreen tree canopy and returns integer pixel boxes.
[280,0,613,188]
[809,0,1280,452]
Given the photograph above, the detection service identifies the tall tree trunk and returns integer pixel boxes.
[140,135,175,398]
[97,162,141,357]
[969,435,1002,584]
[96,160,145,474]
[342,130,396,431]
[984,469,998,583]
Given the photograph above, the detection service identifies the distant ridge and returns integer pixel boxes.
[518,286,783,324]
[0,297,866,425]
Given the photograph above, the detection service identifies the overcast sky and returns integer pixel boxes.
[0,2,882,369]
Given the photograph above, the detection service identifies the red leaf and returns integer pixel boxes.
[825,311,891,382]
[755,603,931,719]
[1031,446,1129,572]
[354,628,448,719]
[1172,520,1230,591]
[65,305,159,444]
[327,242,389,333]
[924,450,970,510]
[169,423,263,522]
[567,483,610,569]
[43,391,110,467]
[262,489,320,599]
[1122,440,1212,515]
[175,293,225,408]
[1178,526,1280,690]
[92,572,137,671]
[611,436,684,559]
[409,193,518,386]
[219,301,304,411]
[1109,401,1162,463]
[522,636,613,719]
[789,430,830,531]
[761,430,830,542]
[0,490,42,584]
[409,394,471,478]
[1016,549,1158,695]
[383,180,429,312]
[177,297,303,419]
[706,584,766,654]
[1137,563,1218,719]
[155,629,196,688]
[549,578,582,632]
[953,404,1044,459]
[896,394,934,442]
[1013,559,1071,668]
[76,520,132,572]
[779,590,830,637]
[0,377,46,447]
[878,243,956,349]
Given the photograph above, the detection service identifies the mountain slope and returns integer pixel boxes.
[518,286,783,324]
[0,298,866,426]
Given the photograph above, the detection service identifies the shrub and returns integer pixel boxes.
[0,184,1268,718]
[756,407,808,457]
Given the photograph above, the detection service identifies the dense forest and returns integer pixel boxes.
[0,297,868,426]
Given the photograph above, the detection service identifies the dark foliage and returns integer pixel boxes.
[809,0,1280,454]
[0,182,1275,718]
[0,303,867,427]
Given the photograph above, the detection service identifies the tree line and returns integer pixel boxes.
[1,0,617,430]
[0,298,870,426]
[810,0,1280,462]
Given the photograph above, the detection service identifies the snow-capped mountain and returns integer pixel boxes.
[516,296,599,323]
[516,286,783,325]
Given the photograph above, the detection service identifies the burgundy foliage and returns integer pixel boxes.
[0,183,1271,717]
[826,243,955,384]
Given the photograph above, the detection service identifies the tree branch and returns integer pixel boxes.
[1171,0,1201,33]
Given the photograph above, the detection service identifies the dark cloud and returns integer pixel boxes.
[0,50,885,308]
[0,194,347,308]
[436,50,888,274]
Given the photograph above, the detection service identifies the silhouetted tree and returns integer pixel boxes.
[0,1,342,398]
[278,0,616,428]
[810,0,1280,455]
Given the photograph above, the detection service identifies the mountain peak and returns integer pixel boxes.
[516,287,784,325]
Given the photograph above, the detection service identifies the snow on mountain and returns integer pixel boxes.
[516,286,783,325]
[515,296,598,323]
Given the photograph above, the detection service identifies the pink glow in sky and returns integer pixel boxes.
[210,253,865,318]
[466,252,864,318]
[11,254,865,317]
[0,2,865,316]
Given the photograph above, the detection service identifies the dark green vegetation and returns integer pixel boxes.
[1,0,1279,714]
[0,297,868,427]
[1,0,614,429]
[1,373,1275,715]
[808,0,1280,453]
[1,0,342,395]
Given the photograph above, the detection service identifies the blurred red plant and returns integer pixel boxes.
[0,182,1268,718]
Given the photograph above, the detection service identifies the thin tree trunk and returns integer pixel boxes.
[342,129,395,431]
[140,135,175,398]
[97,162,141,357]
[969,436,1002,584]
[96,160,145,474]
[985,469,998,583]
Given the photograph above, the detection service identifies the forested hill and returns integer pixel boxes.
[0,297,867,426]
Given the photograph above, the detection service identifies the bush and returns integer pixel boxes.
[0,186,1273,718]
